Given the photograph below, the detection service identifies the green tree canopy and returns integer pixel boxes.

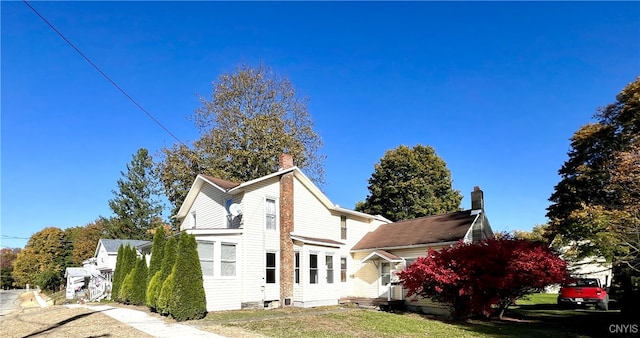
[66,219,107,266]
[157,64,325,219]
[105,148,165,240]
[147,226,166,284]
[355,144,462,221]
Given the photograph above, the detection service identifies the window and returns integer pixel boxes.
[197,241,214,276]
[190,211,197,229]
[266,198,276,230]
[266,252,276,283]
[340,257,347,282]
[226,199,233,228]
[221,243,236,276]
[405,258,416,269]
[309,254,318,284]
[381,262,391,285]
[294,252,300,284]
[326,255,334,284]
[340,216,347,240]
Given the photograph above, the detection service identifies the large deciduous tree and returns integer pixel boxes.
[105,148,165,240]
[399,237,568,320]
[1,248,21,289]
[157,64,325,218]
[12,227,70,290]
[66,219,107,266]
[356,144,462,221]
[547,78,639,265]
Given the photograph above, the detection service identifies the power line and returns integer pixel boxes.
[22,0,186,147]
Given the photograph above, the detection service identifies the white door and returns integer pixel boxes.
[265,252,279,301]
[379,262,391,297]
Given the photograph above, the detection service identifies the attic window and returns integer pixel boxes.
[340,216,347,240]
[190,211,197,229]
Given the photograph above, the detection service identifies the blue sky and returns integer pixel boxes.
[2,1,639,249]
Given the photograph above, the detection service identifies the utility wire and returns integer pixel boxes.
[22,0,186,147]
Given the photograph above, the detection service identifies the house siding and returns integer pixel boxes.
[180,184,231,230]
[239,177,281,305]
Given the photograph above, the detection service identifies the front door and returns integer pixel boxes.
[265,252,279,301]
[379,262,391,297]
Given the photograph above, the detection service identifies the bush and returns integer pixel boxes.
[35,269,62,292]
[167,232,207,321]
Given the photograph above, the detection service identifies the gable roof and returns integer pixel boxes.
[176,167,390,223]
[362,250,403,263]
[97,239,150,255]
[351,210,479,250]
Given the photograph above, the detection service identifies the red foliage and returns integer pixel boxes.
[398,237,569,320]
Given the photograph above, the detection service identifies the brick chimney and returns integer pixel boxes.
[471,186,484,211]
[279,153,294,306]
[279,153,294,170]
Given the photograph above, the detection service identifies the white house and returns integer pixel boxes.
[175,153,494,313]
[64,239,148,301]
[175,154,390,311]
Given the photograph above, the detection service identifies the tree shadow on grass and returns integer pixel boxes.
[22,308,114,338]
[414,306,638,338]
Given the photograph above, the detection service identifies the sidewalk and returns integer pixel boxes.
[66,304,225,338]
[32,291,223,337]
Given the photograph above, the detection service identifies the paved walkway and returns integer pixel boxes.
[32,291,223,337]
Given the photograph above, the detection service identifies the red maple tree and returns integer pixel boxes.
[398,236,568,320]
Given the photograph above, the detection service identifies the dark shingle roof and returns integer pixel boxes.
[201,175,240,190]
[100,239,150,253]
[351,210,476,250]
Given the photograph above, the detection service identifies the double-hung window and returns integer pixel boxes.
[294,252,300,284]
[266,198,276,230]
[221,243,236,276]
[266,252,276,283]
[340,257,347,282]
[340,216,347,240]
[326,255,334,284]
[197,241,214,277]
[309,254,318,284]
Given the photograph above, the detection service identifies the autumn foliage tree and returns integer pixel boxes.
[399,237,568,320]
[12,227,70,290]
[1,248,21,289]
[157,64,325,221]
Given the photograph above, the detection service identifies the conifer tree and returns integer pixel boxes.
[167,232,207,321]
[147,227,166,284]
[147,235,177,312]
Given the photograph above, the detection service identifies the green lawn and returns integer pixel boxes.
[193,294,630,338]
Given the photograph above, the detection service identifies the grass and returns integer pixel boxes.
[193,294,638,338]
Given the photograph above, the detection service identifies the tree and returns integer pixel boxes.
[398,237,568,320]
[106,148,165,240]
[511,224,550,244]
[119,255,148,305]
[547,78,640,261]
[166,232,207,321]
[356,144,462,221]
[12,227,69,290]
[148,235,177,312]
[111,244,136,302]
[157,64,325,219]
[1,248,21,289]
[66,220,107,266]
[147,226,166,284]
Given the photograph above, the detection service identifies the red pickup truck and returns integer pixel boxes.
[557,278,609,311]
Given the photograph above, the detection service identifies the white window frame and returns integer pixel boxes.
[197,240,214,277]
[326,254,334,284]
[190,210,197,229]
[265,197,277,230]
[266,252,277,284]
[340,216,347,240]
[309,253,318,284]
[294,251,300,284]
[225,198,234,228]
[340,256,347,283]
[220,242,237,277]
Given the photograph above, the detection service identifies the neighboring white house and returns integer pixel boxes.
[64,239,149,301]
[174,153,494,313]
